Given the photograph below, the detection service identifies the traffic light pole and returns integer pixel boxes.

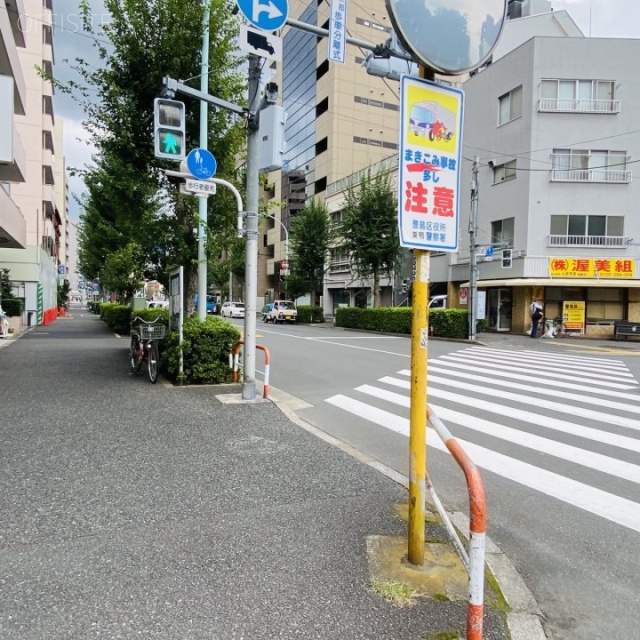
[197,0,211,322]
[242,54,262,401]
[469,156,479,341]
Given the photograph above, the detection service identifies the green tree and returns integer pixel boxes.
[1,268,14,300]
[69,0,246,302]
[101,243,146,302]
[289,201,330,304]
[341,170,401,307]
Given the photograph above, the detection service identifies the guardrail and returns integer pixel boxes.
[230,341,271,399]
[427,407,487,640]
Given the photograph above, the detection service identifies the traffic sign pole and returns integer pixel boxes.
[197,0,211,322]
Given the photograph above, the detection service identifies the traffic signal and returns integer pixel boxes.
[154,98,185,161]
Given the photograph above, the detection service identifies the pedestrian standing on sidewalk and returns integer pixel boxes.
[530,298,544,338]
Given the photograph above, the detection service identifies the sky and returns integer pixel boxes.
[51,0,640,222]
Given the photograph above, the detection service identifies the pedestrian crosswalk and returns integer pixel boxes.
[325,347,640,534]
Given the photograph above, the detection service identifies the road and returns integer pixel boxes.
[230,317,640,640]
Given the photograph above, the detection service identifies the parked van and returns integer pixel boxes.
[428,295,448,309]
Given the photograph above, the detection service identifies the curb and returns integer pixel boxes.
[267,385,550,640]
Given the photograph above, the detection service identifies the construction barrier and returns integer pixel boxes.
[231,341,271,399]
[427,407,487,640]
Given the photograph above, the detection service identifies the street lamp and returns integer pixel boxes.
[264,214,289,297]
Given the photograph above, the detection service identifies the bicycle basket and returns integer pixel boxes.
[138,323,166,340]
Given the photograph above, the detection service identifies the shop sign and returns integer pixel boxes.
[549,258,635,278]
[563,301,585,332]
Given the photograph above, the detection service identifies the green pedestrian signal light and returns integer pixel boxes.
[154,98,186,161]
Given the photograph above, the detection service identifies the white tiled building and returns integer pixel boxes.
[0,0,63,325]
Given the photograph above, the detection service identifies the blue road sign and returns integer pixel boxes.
[186,148,217,180]
[236,0,288,32]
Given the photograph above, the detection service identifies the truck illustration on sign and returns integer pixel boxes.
[409,101,456,141]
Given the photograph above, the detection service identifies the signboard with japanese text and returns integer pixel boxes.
[398,75,463,251]
[563,301,585,332]
[549,258,635,279]
[328,0,347,64]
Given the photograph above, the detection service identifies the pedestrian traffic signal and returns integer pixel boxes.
[154,98,185,161]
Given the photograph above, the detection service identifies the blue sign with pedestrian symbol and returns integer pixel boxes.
[236,0,288,32]
[186,148,217,180]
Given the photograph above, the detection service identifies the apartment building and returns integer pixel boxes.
[0,0,60,325]
[431,33,640,337]
[260,0,400,308]
[0,0,27,251]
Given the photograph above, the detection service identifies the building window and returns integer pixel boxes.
[329,246,350,272]
[42,95,54,117]
[42,59,53,80]
[43,25,53,45]
[551,149,630,183]
[44,0,52,9]
[549,214,626,247]
[586,287,624,322]
[331,210,344,231]
[42,130,54,153]
[315,137,328,155]
[492,160,516,184]
[316,97,328,117]
[490,217,514,246]
[42,166,54,185]
[498,86,522,125]
[539,79,618,113]
[314,176,327,194]
[316,59,329,80]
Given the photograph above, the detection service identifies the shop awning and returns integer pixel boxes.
[458,278,640,288]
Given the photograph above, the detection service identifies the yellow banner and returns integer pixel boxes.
[549,258,635,278]
[563,301,585,331]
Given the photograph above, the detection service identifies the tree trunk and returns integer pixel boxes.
[373,271,381,307]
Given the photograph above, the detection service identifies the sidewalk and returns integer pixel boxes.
[0,309,513,639]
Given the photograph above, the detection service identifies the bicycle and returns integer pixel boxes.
[129,317,166,383]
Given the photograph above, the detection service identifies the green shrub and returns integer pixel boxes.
[335,306,475,339]
[100,303,131,335]
[297,305,325,323]
[2,298,24,317]
[335,307,412,334]
[87,301,102,314]
[429,309,468,339]
[163,316,241,385]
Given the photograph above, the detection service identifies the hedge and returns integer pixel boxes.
[296,305,325,323]
[2,298,24,317]
[335,306,486,339]
[163,316,241,385]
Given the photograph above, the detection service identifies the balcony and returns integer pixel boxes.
[0,184,26,248]
[547,235,630,248]
[550,168,632,184]
[329,260,350,274]
[538,98,620,114]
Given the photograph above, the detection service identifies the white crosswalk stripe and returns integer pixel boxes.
[325,347,640,534]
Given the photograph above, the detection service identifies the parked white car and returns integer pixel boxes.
[265,300,297,323]
[221,301,245,319]
[147,300,169,310]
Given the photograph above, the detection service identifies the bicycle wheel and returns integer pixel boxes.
[130,335,143,372]
[147,341,160,383]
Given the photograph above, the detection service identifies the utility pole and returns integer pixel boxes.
[469,156,480,342]
[242,54,262,401]
[197,0,211,321]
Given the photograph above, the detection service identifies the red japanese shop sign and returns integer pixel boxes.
[397,75,464,252]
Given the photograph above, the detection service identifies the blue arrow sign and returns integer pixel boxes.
[186,148,217,180]
[236,0,288,32]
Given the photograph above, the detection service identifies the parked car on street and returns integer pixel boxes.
[194,294,218,314]
[265,300,297,323]
[147,300,169,310]
[221,301,245,319]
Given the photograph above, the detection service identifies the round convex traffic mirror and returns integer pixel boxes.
[385,0,507,75]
